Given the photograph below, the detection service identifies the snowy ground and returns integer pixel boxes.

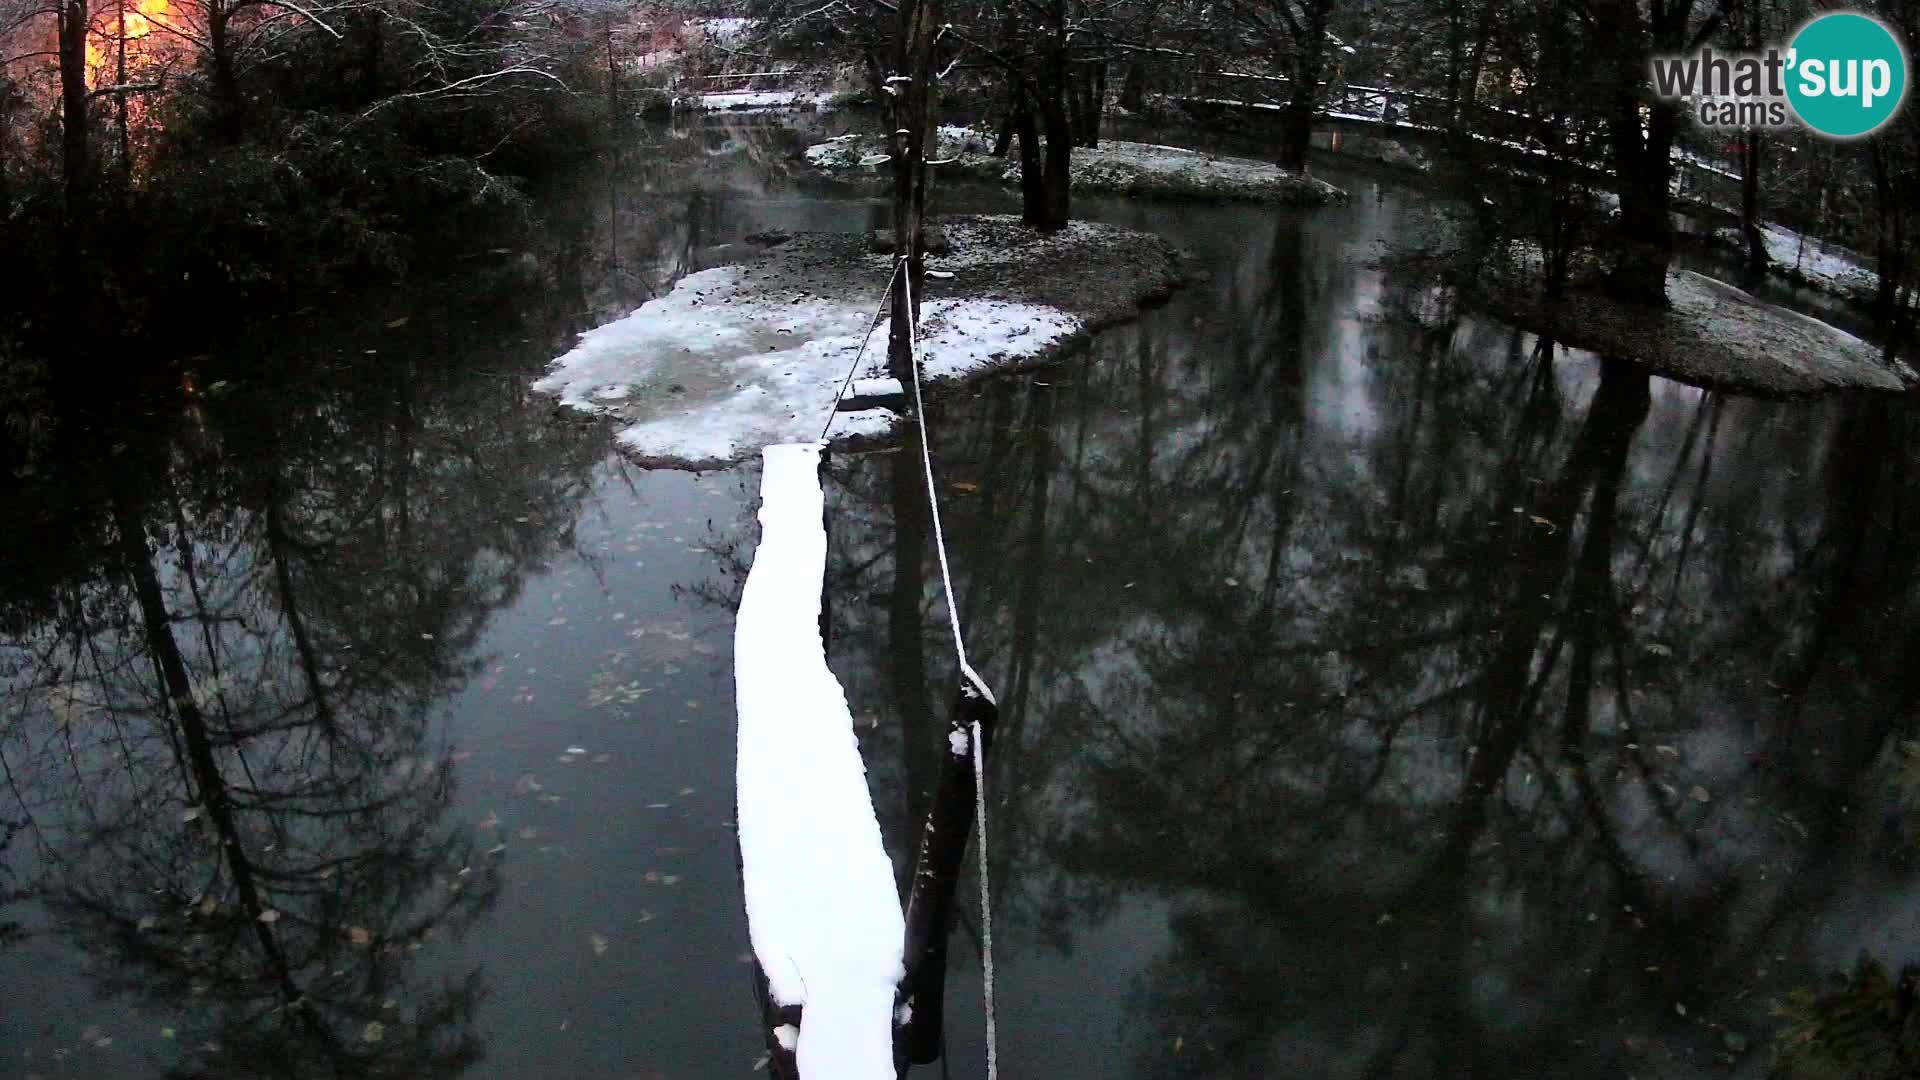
[804,130,1346,204]
[1713,222,1882,300]
[691,89,837,112]
[1491,269,1911,396]
[533,217,1183,468]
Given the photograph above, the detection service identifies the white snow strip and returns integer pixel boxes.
[735,443,904,1080]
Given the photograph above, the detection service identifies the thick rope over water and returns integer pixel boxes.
[807,255,1001,1079]
[901,260,1000,1080]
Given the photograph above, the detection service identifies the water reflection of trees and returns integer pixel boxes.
[0,330,607,1073]
[801,194,1920,1076]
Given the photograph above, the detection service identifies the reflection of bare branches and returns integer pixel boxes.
[0,303,609,1072]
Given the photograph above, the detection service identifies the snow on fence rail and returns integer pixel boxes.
[735,442,904,1080]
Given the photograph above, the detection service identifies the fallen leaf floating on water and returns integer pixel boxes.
[1645,642,1674,657]
[1528,515,1557,533]
[949,481,979,494]
[363,1021,385,1044]
[180,808,202,824]
[257,909,281,924]
[348,927,372,947]
[1690,786,1712,803]
[159,1027,176,1040]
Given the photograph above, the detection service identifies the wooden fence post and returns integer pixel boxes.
[894,674,999,1070]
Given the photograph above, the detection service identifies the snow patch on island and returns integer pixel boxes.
[694,89,836,112]
[534,257,1078,467]
[1714,222,1882,299]
[804,132,1345,204]
[535,216,1183,467]
[735,443,904,1080]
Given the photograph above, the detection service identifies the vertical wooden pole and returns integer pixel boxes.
[894,677,997,1069]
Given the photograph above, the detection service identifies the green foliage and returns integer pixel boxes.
[0,335,51,481]
[1771,957,1920,1080]
[0,0,618,403]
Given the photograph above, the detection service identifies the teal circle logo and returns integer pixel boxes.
[1786,12,1908,138]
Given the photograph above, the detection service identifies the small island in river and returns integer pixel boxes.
[534,215,1183,469]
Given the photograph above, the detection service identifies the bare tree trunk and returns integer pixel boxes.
[886,0,940,383]
[1278,90,1314,173]
[605,13,619,122]
[358,9,384,101]
[1033,38,1072,231]
[1065,65,1087,147]
[1086,58,1106,148]
[1445,0,1468,126]
[1869,140,1910,326]
[210,5,245,140]
[115,0,130,172]
[1606,87,1678,305]
[1739,130,1768,290]
[1118,59,1148,111]
[1278,0,1331,175]
[1013,85,1046,225]
[58,0,92,212]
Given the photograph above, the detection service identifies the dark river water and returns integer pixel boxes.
[3,117,1917,1079]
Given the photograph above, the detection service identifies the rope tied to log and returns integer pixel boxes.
[901,260,1000,1080]
[819,260,905,443]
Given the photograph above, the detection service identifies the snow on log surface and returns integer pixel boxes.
[734,443,904,1080]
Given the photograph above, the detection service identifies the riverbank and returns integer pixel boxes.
[533,214,1183,468]
[804,128,1346,204]
[1483,268,1912,396]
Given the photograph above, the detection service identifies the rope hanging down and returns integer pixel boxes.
[819,261,905,442]
[901,261,1000,1080]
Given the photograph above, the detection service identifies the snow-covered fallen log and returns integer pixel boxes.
[735,442,904,1080]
